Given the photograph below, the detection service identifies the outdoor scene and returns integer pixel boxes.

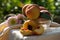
[0,0,60,23]
[0,0,60,40]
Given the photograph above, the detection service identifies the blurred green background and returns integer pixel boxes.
[0,0,60,23]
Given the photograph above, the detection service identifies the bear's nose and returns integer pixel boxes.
[28,25,32,30]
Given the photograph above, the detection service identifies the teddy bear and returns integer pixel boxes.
[20,4,51,36]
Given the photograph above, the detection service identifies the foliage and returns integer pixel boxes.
[0,0,60,23]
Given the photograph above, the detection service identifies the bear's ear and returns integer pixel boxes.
[40,12,51,20]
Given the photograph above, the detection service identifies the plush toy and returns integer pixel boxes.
[20,20,44,35]
[20,4,51,36]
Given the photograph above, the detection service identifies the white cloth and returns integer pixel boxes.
[9,27,60,40]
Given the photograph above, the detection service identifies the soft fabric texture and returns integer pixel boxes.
[0,22,60,40]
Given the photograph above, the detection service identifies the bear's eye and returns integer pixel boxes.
[39,12,51,20]
[28,25,32,30]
